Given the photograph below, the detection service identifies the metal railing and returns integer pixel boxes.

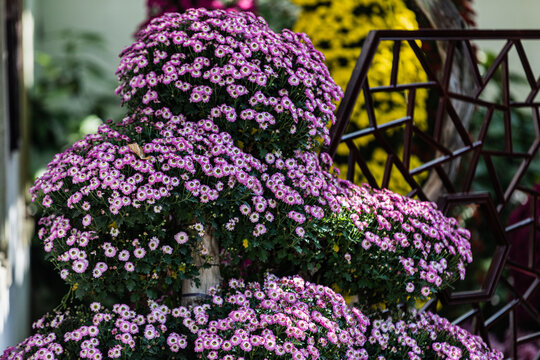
[328,29,540,359]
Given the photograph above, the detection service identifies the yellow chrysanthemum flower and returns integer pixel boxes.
[293,0,428,194]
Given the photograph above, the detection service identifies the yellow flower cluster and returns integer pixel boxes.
[292,0,428,194]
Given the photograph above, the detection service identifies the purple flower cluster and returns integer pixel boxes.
[318,182,473,308]
[28,105,352,301]
[117,8,342,156]
[1,301,189,360]
[29,105,473,306]
[1,280,503,360]
[29,8,474,311]
[33,201,199,300]
[30,122,173,216]
[2,275,371,360]
[185,274,370,360]
[1,312,66,360]
[364,310,503,360]
[30,121,204,300]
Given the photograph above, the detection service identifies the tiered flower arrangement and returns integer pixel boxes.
[3,8,502,360]
[291,0,429,194]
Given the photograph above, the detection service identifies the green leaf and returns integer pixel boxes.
[126,279,136,291]
[258,249,268,262]
[146,288,158,299]
[130,292,140,303]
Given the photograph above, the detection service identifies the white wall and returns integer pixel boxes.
[35,0,145,77]
[475,0,540,30]
[34,0,146,120]
[475,0,540,102]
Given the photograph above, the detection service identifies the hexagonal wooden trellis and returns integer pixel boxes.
[328,29,540,358]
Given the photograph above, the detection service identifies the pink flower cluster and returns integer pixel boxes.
[365,310,504,360]
[28,102,352,300]
[1,280,503,360]
[117,8,342,155]
[185,274,370,360]
[1,311,67,360]
[30,106,346,239]
[1,301,189,360]
[2,275,368,360]
[322,182,474,306]
[33,202,197,299]
[29,104,473,305]
[32,152,201,300]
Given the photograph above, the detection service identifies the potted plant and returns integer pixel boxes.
[3,8,501,360]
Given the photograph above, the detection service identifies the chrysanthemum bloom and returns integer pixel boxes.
[187,274,370,360]
[116,8,342,157]
[365,310,503,360]
[1,300,195,359]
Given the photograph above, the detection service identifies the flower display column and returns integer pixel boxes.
[2,8,504,360]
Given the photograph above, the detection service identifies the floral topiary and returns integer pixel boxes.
[29,8,472,311]
[310,183,473,310]
[6,8,503,360]
[185,274,370,359]
[116,10,342,157]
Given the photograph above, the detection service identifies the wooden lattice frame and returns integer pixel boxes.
[328,29,540,359]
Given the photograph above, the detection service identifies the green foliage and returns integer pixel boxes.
[30,30,118,177]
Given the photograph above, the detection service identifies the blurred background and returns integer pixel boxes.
[0,0,539,356]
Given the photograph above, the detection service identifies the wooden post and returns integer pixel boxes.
[181,228,221,306]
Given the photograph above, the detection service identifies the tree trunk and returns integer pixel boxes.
[181,229,221,306]
[414,0,467,29]
[413,0,476,201]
